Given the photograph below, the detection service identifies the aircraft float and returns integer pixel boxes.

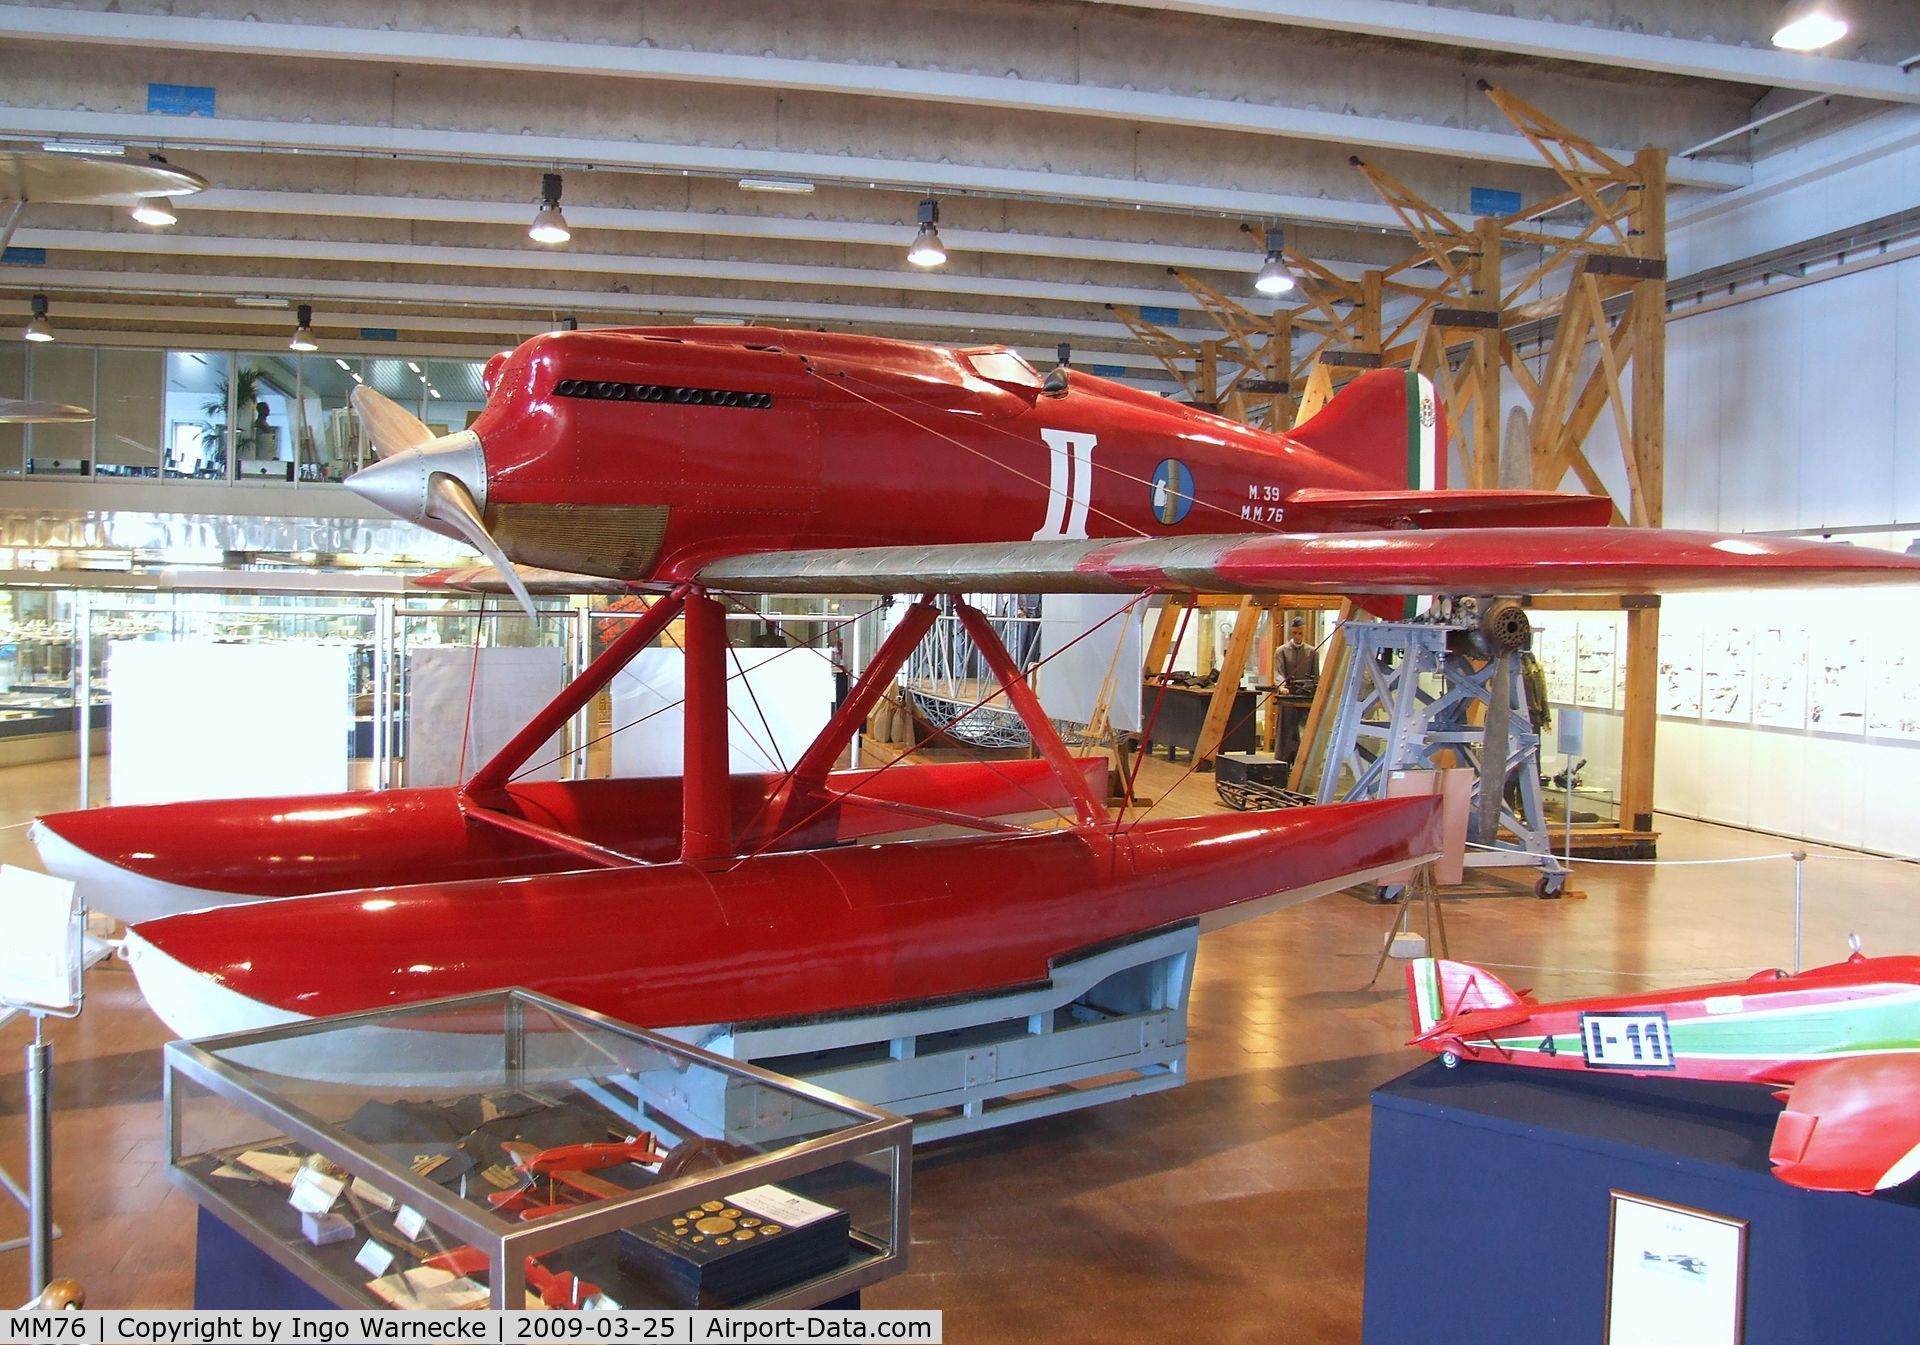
[1407,951,1920,1194]
[27,327,1920,1047]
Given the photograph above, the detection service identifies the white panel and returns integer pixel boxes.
[1038,593,1143,732]
[1718,293,1804,533]
[1743,730,1805,841]
[1670,123,1920,278]
[1663,313,1721,530]
[1650,588,1920,852]
[608,648,686,779]
[1798,733,1866,850]
[1796,266,1896,531]
[722,646,836,773]
[405,646,564,787]
[1653,720,1707,822]
[608,647,834,778]
[109,641,349,804]
[1861,742,1920,858]
[1893,258,1920,523]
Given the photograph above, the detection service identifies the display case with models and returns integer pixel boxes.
[164,988,910,1311]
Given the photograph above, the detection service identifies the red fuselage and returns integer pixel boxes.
[463,328,1431,581]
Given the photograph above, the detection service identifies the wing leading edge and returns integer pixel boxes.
[693,529,1920,597]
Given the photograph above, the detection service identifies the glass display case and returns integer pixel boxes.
[165,989,910,1311]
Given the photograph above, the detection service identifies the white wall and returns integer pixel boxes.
[1663,256,1920,534]
[1529,111,1920,853]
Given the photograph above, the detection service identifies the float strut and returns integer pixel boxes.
[681,591,734,863]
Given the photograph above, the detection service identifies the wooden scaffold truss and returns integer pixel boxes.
[1111,81,1669,841]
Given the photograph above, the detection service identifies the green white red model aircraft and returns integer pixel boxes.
[1407,951,1920,1194]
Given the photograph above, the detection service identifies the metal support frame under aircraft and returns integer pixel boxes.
[1314,605,1566,896]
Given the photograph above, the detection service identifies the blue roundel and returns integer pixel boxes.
[1150,458,1195,525]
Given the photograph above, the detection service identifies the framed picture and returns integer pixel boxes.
[1605,1191,1747,1345]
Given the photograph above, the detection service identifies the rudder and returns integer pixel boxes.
[1290,367,1447,493]
[1405,957,1524,1038]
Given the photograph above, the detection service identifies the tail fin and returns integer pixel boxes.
[1291,368,1446,492]
[1406,957,1525,1038]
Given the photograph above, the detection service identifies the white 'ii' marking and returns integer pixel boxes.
[1032,429,1097,540]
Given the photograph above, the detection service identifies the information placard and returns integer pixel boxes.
[1606,1191,1746,1345]
[0,864,80,1011]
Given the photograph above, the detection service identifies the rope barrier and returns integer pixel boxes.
[1462,840,1799,867]
[1463,839,1920,869]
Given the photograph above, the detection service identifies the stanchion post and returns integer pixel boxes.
[1792,850,1808,974]
[26,1015,52,1294]
[1564,752,1575,866]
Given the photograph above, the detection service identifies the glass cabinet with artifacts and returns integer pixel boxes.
[165,989,910,1311]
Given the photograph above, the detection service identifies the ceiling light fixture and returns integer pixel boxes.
[288,302,319,352]
[428,388,442,399]
[738,176,816,194]
[529,172,571,245]
[23,294,54,343]
[1254,226,1296,296]
[131,195,177,228]
[40,140,124,156]
[233,295,290,309]
[334,358,352,372]
[1772,0,1848,49]
[907,198,947,268]
[406,361,422,374]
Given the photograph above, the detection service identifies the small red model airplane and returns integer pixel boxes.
[1407,952,1920,1194]
[27,326,1920,1044]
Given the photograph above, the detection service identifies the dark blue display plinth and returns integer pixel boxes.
[1364,1060,1920,1344]
[194,1206,333,1309]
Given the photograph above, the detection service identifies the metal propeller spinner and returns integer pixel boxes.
[345,386,537,618]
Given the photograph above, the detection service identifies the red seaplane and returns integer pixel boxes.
[1406,952,1920,1194]
[28,327,1920,1044]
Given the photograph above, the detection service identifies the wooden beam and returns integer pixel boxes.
[1144,596,1185,674]
[1500,334,1540,406]
[1469,216,1503,489]
[1630,146,1668,528]
[1287,601,1354,793]
[1194,597,1261,765]
[1576,274,1643,519]
[1527,281,1592,486]
[1618,604,1660,832]
[1293,361,1335,425]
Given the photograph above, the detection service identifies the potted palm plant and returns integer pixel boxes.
[197,366,261,478]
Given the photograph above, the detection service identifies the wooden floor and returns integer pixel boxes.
[2,751,1917,1335]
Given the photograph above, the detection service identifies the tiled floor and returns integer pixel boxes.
[2,752,1916,1338]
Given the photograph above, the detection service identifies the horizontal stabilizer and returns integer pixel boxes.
[1770,1056,1920,1193]
[696,528,1920,598]
[1281,487,1614,531]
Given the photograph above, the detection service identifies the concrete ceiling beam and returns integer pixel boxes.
[0,265,1157,343]
[0,6,1749,188]
[8,226,1231,312]
[1078,0,1920,105]
[177,189,1290,277]
[24,300,1182,376]
[3,105,1418,231]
